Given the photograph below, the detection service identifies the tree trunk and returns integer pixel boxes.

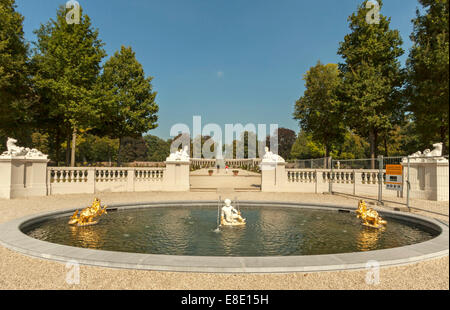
[384,135,388,157]
[117,137,122,166]
[55,130,61,166]
[71,129,76,167]
[441,125,447,155]
[324,145,328,169]
[369,130,377,169]
[65,135,71,166]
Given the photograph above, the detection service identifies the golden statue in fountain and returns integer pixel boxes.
[68,198,108,227]
[356,200,387,229]
[220,199,246,227]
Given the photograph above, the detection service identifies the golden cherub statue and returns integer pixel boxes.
[355,200,387,229]
[68,198,108,227]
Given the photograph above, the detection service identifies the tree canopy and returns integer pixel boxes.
[338,0,405,166]
[407,0,449,153]
[32,5,106,164]
[293,62,345,158]
[0,0,448,164]
[144,134,171,162]
[266,127,297,160]
[0,0,35,148]
[98,46,158,141]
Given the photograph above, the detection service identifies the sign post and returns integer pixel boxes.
[385,164,403,192]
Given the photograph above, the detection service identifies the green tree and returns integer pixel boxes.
[144,134,171,162]
[293,62,345,158]
[77,134,119,164]
[290,131,325,159]
[118,136,148,163]
[398,116,426,155]
[230,131,260,159]
[192,135,217,158]
[407,0,449,154]
[30,132,50,155]
[333,130,370,159]
[241,131,259,159]
[378,125,407,157]
[32,5,106,165]
[222,132,261,159]
[98,46,158,164]
[338,0,405,167]
[0,0,35,149]
[266,128,297,160]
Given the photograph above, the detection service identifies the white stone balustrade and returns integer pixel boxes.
[190,158,261,169]
[263,164,404,199]
[2,146,447,201]
[48,167,95,195]
[46,164,188,195]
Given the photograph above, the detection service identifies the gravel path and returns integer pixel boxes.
[0,191,448,290]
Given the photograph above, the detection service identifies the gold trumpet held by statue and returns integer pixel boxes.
[68,198,108,227]
[356,200,387,229]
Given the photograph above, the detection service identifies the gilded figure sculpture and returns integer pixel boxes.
[68,198,108,227]
[355,200,387,229]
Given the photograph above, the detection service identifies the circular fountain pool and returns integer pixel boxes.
[23,206,437,257]
[0,201,448,273]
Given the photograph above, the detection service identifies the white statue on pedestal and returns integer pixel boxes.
[1,137,48,159]
[426,143,443,157]
[410,151,422,158]
[166,145,190,162]
[220,199,246,226]
[403,142,447,163]
[262,146,285,163]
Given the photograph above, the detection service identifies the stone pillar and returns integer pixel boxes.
[0,158,13,199]
[403,158,449,201]
[87,167,96,193]
[436,162,449,201]
[261,161,286,192]
[126,168,135,192]
[354,170,363,196]
[164,161,190,191]
[0,156,49,199]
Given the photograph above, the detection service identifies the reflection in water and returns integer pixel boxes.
[24,206,437,257]
[69,225,104,249]
[219,225,247,256]
[158,209,191,255]
[357,227,383,252]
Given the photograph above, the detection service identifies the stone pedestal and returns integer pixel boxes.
[403,158,449,201]
[0,156,49,199]
[164,161,190,191]
[261,161,286,192]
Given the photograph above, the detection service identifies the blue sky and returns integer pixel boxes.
[16,0,420,140]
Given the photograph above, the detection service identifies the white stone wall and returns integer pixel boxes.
[404,160,449,201]
[261,162,448,202]
[0,157,49,199]
[2,155,447,201]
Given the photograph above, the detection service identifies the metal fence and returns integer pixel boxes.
[329,155,449,218]
[288,157,331,169]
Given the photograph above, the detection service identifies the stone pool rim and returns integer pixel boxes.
[0,200,448,273]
